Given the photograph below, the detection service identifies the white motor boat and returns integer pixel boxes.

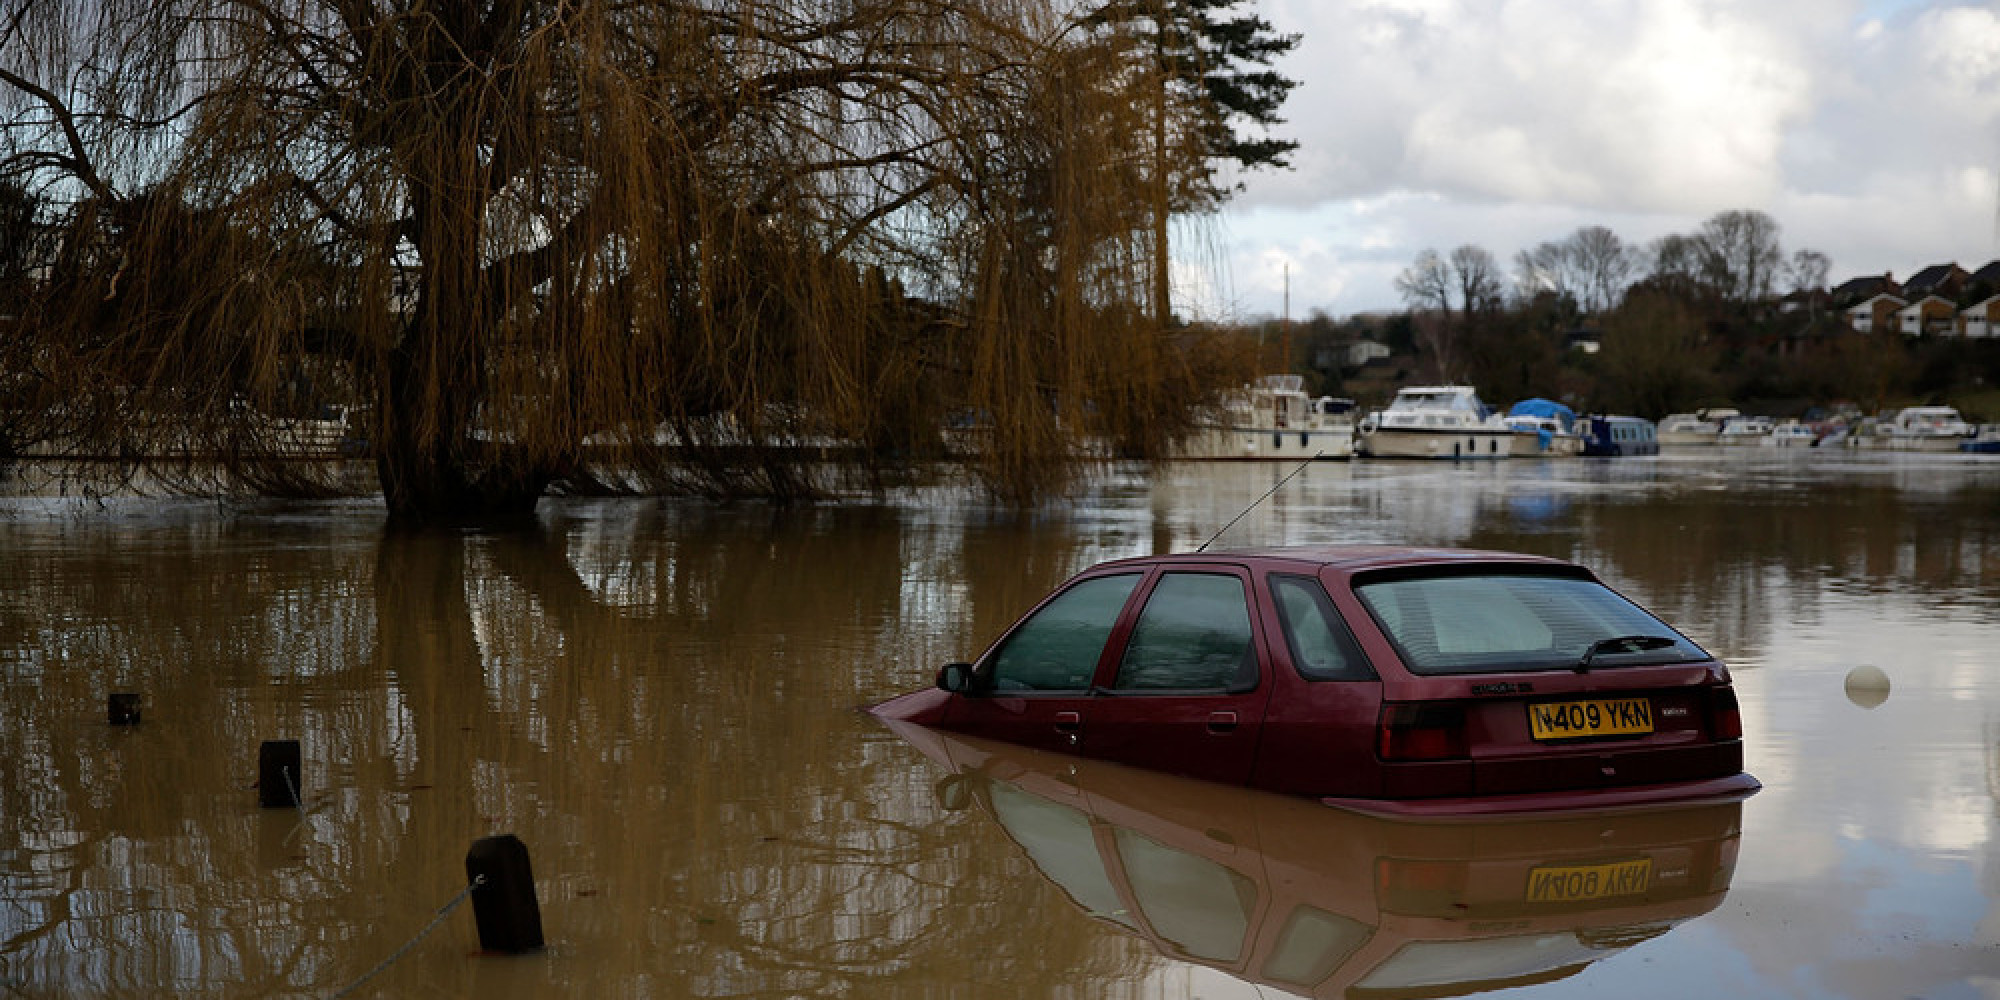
[1764,421,1819,448]
[1356,386,1516,459]
[1716,415,1775,446]
[1177,375,1356,460]
[1846,406,1974,452]
[1656,413,1721,447]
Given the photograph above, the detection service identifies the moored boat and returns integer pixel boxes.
[1961,424,2000,454]
[1356,386,1515,459]
[1657,413,1721,447]
[1765,420,1819,448]
[1845,406,1974,452]
[1580,415,1659,456]
[1504,398,1584,456]
[1176,375,1355,460]
[1716,415,1775,446]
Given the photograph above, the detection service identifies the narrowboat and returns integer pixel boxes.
[1581,415,1659,456]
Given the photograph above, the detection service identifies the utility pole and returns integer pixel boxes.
[1282,261,1291,373]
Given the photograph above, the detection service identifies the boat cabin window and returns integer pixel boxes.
[987,573,1141,691]
[1114,573,1257,691]
[1269,574,1373,681]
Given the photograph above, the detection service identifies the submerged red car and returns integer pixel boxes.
[870,545,1757,814]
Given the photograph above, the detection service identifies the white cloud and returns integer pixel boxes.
[1245,0,1822,212]
[1210,0,2000,318]
[1924,7,2000,93]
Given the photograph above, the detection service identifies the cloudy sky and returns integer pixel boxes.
[1192,0,2000,320]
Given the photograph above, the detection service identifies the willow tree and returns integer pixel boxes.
[0,0,1237,523]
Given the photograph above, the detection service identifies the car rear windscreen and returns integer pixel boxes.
[1353,571,1707,675]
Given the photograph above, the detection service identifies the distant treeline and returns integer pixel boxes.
[1257,210,2000,420]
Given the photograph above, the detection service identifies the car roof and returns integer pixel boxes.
[1086,545,1576,578]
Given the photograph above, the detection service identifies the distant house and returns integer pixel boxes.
[1344,339,1392,368]
[1962,295,2000,338]
[1831,272,1900,306]
[1846,293,1906,333]
[1564,328,1602,354]
[1965,260,2000,303]
[1896,294,1959,336]
[1901,263,1968,302]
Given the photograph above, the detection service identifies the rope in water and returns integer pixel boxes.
[274,763,493,997]
[327,875,486,1000]
[280,765,309,828]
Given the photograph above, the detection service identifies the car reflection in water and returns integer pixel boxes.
[891,721,1745,998]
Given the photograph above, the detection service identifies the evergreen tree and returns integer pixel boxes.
[1088,0,1300,321]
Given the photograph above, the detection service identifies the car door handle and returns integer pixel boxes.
[1054,711,1082,733]
[1207,711,1239,734]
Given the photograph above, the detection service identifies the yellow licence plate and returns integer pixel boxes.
[1528,698,1653,740]
[1525,859,1653,903]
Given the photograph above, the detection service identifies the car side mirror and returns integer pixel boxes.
[936,662,978,694]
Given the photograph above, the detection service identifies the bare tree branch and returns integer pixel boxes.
[0,65,114,200]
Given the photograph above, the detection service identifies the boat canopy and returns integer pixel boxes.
[1508,398,1576,426]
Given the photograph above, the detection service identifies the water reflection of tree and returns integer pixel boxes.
[0,512,383,991]
[0,506,1140,995]
[464,506,1131,994]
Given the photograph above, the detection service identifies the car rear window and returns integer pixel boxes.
[1352,571,1706,675]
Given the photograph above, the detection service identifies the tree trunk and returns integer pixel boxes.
[372,138,547,530]
[1151,14,1173,329]
[373,342,549,529]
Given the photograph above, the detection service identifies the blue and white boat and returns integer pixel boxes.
[1961,425,2000,454]
[1503,398,1584,456]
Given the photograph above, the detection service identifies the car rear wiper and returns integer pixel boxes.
[1577,635,1678,672]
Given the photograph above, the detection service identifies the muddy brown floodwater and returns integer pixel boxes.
[2,450,1998,999]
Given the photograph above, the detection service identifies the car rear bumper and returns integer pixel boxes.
[1319,771,1762,819]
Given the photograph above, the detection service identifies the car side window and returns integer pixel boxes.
[1269,574,1373,681]
[988,573,1142,692]
[1114,573,1257,692]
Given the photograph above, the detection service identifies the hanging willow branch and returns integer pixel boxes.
[0,0,1252,522]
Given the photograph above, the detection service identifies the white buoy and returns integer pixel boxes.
[1843,665,1891,709]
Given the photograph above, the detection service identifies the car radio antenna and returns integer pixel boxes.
[1196,451,1321,553]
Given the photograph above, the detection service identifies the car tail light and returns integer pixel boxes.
[1377,703,1469,761]
[1706,685,1743,741]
